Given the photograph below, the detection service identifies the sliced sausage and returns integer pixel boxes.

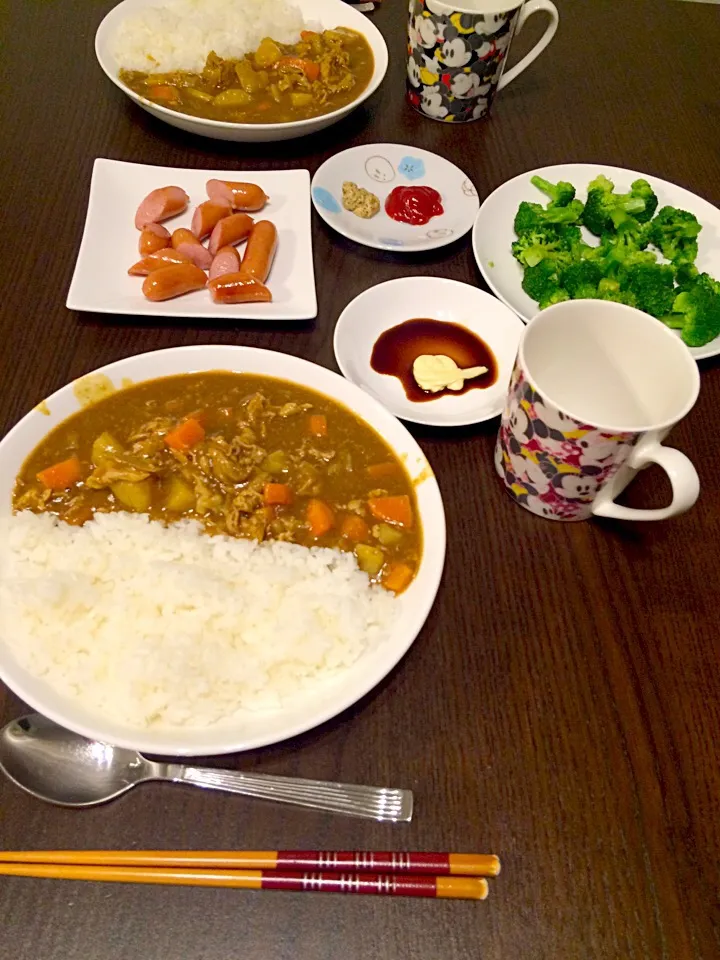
[128,248,192,276]
[208,213,254,256]
[138,223,171,255]
[171,228,213,270]
[239,221,278,284]
[191,199,233,240]
[142,264,207,301]
[207,273,272,304]
[134,186,189,230]
[206,179,268,212]
[209,245,242,281]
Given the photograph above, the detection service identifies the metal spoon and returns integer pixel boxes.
[0,714,413,821]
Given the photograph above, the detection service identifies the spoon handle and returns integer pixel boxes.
[161,765,413,822]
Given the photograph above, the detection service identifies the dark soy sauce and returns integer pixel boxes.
[370,318,498,403]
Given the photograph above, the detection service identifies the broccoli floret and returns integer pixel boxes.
[522,258,566,305]
[561,260,602,299]
[511,231,569,268]
[603,217,651,252]
[555,223,583,247]
[514,201,545,235]
[663,273,720,347]
[673,261,699,292]
[628,179,658,223]
[514,200,584,236]
[582,174,649,236]
[530,175,577,208]
[539,288,570,310]
[625,262,676,317]
[597,277,639,307]
[647,206,702,264]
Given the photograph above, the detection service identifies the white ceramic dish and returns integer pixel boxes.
[312,144,479,252]
[66,159,317,321]
[472,162,720,360]
[0,346,445,757]
[333,277,524,426]
[95,0,388,142]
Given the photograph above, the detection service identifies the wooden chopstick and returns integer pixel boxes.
[0,863,489,900]
[0,850,501,877]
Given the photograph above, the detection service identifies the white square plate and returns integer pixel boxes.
[67,159,317,320]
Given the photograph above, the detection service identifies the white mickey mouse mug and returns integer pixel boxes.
[495,300,701,522]
[407,0,559,122]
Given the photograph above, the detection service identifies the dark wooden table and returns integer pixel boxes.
[1,1,718,957]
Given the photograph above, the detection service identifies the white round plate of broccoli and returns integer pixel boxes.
[472,163,720,360]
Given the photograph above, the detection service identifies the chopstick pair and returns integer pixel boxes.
[0,850,501,901]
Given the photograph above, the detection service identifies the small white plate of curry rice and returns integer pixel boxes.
[67,158,316,321]
[95,0,388,142]
[0,346,445,756]
[311,144,480,252]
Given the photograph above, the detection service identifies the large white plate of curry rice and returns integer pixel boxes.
[0,346,445,756]
[95,0,389,141]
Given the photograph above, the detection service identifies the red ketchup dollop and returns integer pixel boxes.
[384,186,444,226]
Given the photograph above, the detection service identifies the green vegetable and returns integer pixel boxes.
[663,274,720,347]
[627,179,658,223]
[561,260,602,299]
[581,174,654,236]
[513,200,584,236]
[521,259,570,309]
[625,263,676,317]
[597,277,638,307]
[512,173,720,344]
[529,175,576,208]
[647,206,702,264]
[511,230,568,268]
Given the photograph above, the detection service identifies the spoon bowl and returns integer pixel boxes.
[0,714,155,807]
[0,714,413,820]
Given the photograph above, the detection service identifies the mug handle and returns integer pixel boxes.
[592,441,700,522]
[497,0,559,91]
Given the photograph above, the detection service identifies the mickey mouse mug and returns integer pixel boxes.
[495,300,701,522]
[407,0,559,122]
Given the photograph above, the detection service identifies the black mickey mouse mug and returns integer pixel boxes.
[407,0,559,123]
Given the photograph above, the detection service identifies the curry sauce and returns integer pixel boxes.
[14,373,421,593]
[120,28,374,124]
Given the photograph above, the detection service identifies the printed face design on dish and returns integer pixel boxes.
[495,364,639,521]
[365,156,396,183]
[406,0,517,122]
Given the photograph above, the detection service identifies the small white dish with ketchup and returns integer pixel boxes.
[312,144,479,253]
[334,276,525,427]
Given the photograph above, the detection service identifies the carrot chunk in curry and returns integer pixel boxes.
[13,373,421,592]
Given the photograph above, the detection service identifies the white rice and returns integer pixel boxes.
[0,512,396,729]
[110,0,310,73]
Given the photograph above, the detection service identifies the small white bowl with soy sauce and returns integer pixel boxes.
[333,277,525,427]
